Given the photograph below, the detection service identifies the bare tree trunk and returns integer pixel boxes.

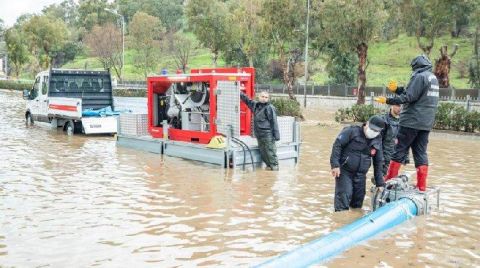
[475,26,479,57]
[112,64,122,82]
[279,51,295,100]
[470,26,480,87]
[416,36,434,58]
[283,59,295,100]
[282,49,302,101]
[434,45,458,88]
[212,50,218,67]
[15,64,20,78]
[248,56,254,67]
[356,42,368,105]
[144,55,147,78]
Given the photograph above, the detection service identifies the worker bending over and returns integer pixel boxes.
[330,116,386,212]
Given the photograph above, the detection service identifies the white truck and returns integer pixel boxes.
[23,69,118,135]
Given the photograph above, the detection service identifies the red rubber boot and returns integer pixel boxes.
[385,161,402,181]
[416,165,428,191]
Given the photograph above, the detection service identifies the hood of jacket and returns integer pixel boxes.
[410,55,432,74]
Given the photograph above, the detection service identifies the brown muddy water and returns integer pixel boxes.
[0,89,479,267]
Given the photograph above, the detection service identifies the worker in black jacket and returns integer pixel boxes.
[241,91,281,170]
[330,115,386,212]
[380,104,408,175]
[375,55,439,191]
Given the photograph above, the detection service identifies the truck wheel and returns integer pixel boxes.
[66,120,74,136]
[26,114,34,126]
[74,122,83,133]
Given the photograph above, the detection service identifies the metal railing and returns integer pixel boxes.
[115,81,480,101]
[255,83,480,101]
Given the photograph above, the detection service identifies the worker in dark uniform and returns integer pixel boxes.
[375,55,439,191]
[240,91,281,170]
[380,104,407,175]
[330,115,386,212]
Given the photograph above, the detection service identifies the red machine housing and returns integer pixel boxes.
[147,67,255,144]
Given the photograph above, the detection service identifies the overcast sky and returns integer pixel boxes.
[0,0,67,27]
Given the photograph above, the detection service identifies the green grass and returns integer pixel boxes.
[363,34,473,88]
[59,33,476,88]
[61,47,227,80]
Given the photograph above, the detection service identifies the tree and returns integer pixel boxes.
[4,28,29,77]
[317,0,387,104]
[468,2,480,88]
[433,45,458,88]
[380,0,403,41]
[325,46,357,85]
[129,12,164,77]
[400,0,451,57]
[0,18,4,41]
[77,0,114,31]
[449,0,474,37]
[84,23,122,80]
[43,1,83,67]
[469,26,480,88]
[400,1,474,87]
[261,0,305,100]
[139,0,183,31]
[22,15,69,69]
[229,0,266,68]
[51,41,83,67]
[165,32,194,73]
[42,0,79,27]
[186,0,231,66]
[118,0,184,31]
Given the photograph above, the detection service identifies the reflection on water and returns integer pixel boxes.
[1,89,479,267]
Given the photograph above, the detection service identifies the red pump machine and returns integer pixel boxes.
[147,68,255,144]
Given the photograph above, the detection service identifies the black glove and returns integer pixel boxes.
[396,86,405,95]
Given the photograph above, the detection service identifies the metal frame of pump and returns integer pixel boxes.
[147,67,255,144]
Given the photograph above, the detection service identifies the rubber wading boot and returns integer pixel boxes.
[385,161,402,181]
[416,165,428,191]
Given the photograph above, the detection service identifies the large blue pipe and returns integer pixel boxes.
[255,198,418,268]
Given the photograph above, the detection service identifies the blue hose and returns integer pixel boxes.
[255,198,418,268]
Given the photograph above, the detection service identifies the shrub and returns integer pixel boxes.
[336,102,479,133]
[430,102,479,132]
[335,104,380,123]
[0,80,33,91]
[113,88,146,97]
[450,106,467,131]
[464,111,480,132]
[434,102,456,130]
[335,107,351,122]
[326,49,357,85]
[271,97,303,119]
[351,104,380,122]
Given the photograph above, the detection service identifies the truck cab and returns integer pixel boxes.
[24,69,118,135]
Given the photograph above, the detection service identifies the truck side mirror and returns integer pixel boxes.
[23,89,30,100]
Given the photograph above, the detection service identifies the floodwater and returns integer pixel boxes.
[0,89,479,267]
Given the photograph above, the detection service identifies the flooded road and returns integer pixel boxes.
[1,89,479,267]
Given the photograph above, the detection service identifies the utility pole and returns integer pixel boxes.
[303,0,311,108]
